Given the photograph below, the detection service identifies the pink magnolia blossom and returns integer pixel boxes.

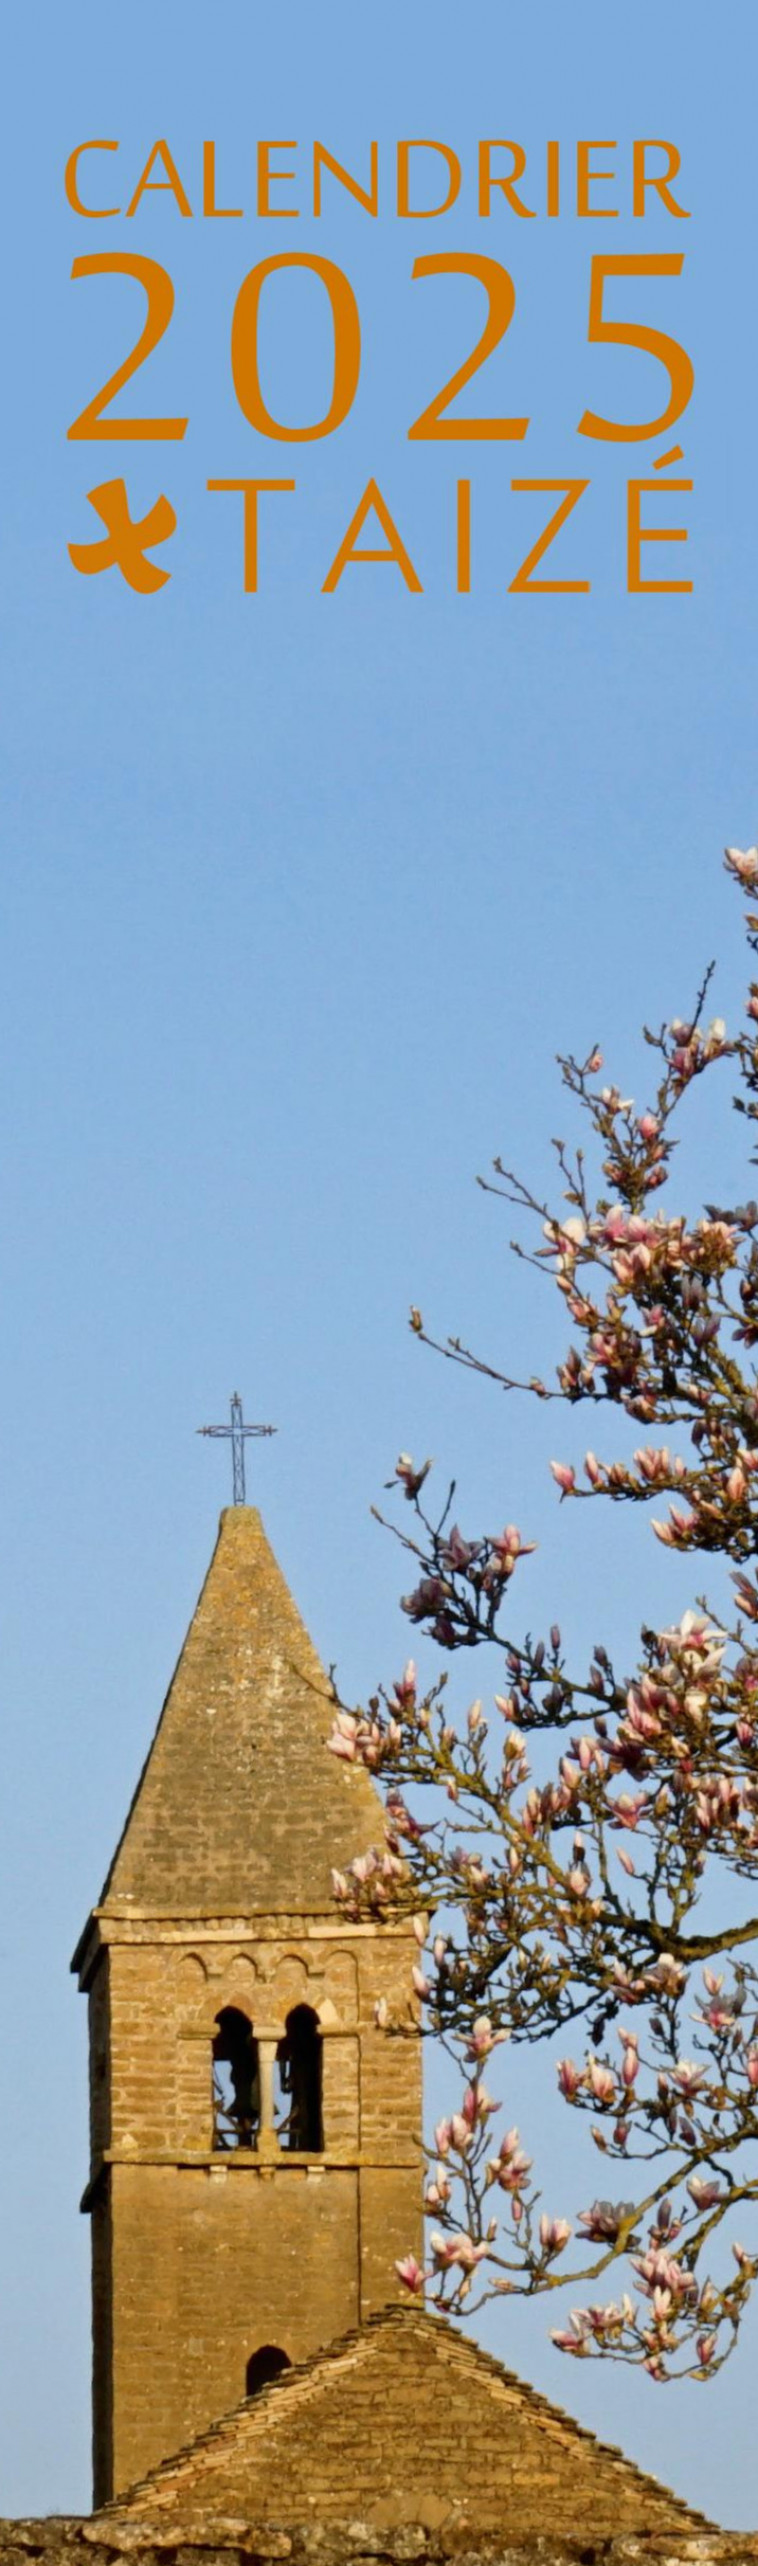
[466,2015,509,2060]
[470,2084,499,2123]
[395,1453,431,1499]
[395,2255,426,2293]
[688,2176,722,2211]
[425,2168,452,2211]
[551,2324,587,2357]
[587,2059,616,2106]
[725,844,758,885]
[620,2036,640,2089]
[488,2126,532,2194]
[539,2215,572,2256]
[647,1954,687,1996]
[672,2060,706,2101]
[327,1714,359,1762]
[490,1525,537,1570]
[613,1793,649,1832]
[431,2230,488,2274]
[577,2199,636,2244]
[652,1519,676,1548]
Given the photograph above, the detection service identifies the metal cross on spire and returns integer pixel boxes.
[197,1392,277,1505]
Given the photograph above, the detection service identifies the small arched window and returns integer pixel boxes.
[276,2003,323,2153]
[213,2007,259,2151]
[246,2344,291,2398]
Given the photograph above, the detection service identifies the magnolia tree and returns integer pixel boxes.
[329,848,758,2384]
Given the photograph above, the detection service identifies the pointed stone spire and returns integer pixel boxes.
[101,1507,385,1917]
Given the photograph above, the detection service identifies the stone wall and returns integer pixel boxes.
[2,2522,757,2566]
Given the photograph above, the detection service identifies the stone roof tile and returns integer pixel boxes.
[98,1508,384,1916]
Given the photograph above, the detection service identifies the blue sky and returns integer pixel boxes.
[2,0,758,2527]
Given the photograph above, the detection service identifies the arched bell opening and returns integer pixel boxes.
[276,2003,323,2152]
[246,2344,291,2398]
[212,2005,260,2150]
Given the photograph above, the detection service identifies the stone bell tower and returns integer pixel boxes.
[72,1508,422,2506]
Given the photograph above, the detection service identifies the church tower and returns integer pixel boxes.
[72,1508,423,2506]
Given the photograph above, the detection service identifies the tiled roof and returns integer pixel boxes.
[103,2306,713,2539]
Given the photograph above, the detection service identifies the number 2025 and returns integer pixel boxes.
[67,248,694,448]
